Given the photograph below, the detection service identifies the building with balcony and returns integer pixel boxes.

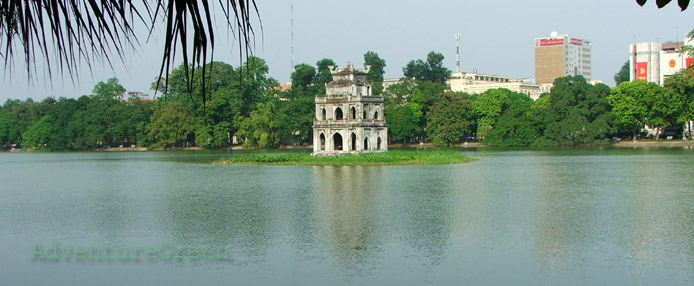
[312,62,388,156]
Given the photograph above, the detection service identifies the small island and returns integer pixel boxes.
[214,150,475,166]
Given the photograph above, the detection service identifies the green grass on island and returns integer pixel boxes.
[214,150,475,166]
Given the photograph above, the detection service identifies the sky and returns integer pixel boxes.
[2,0,694,102]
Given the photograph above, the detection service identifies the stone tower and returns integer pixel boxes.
[312,62,388,156]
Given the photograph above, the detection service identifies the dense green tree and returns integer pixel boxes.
[614,61,631,86]
[148,102,194,148]
[664,66,694,139]
[403,51,451,84]
[236,102,281,148]
[532,76,615,146]
[291,64,317,91]
[23,115,54,149]
[364,51,386,95]
[314,58,336,96]
[92,77,126,98]
[484,92,536,146]
[608,81,661,140]
[473,89,513,140]
[426,93,474,146]
[386,102,423,143]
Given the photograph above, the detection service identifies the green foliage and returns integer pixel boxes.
[484,91,536,146]
[364,51,386,95]
[403,51,451,84]
[218,150,474,166]
[614,61,630,86]
[148,102,194,148]
[532,76,615,146]
[608,80,661,139]
[92,77,126,98]
[23,115,54,149]
[236,102,281,148]
[314,59,336,96]
[386,103,422,143]
[664,66,694,139]
[291,63,317,91]
[426,93,474,146]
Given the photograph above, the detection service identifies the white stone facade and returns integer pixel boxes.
[312,63,388,156]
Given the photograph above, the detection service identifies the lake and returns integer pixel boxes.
[1,148,693,285]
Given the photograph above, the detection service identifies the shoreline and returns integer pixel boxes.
[5,140,693,152]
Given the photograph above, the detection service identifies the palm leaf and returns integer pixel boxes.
[0,0,260,106]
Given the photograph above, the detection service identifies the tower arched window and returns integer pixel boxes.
[335,107,343,120]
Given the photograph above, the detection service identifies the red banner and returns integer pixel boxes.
[687,58,694,68]
[570,38,583,45]
[537,39,564,46]
[636,62,648,81]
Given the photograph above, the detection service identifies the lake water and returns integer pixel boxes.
[1,148,693,285]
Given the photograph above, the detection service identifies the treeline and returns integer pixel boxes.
[0,53,386,150]
[2,51,694,151]
[386,63,694,147]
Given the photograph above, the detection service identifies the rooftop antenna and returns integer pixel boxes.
[291,0,295,71]
[455,33,461,73]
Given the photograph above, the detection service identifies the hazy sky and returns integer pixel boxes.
[2,0,694,101]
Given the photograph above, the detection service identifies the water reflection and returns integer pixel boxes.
[311,166,386,272]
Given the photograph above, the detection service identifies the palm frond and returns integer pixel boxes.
[0,0,260,106]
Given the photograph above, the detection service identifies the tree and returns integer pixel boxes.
[314,59,336,96]
[473,88,512,140]
[664,66,694,139]
[403,51,451,84]
[93,77,126,99]
[148,102,194,148]
[386,103,423,143]
[608,81,660,140]
[2,0,261,104]
[291,64,317,91]
[614,61,630,86]
[364,51,386,95]
[23,115,54,149]
[532,76,615,146]
[236,102,281,148]
[426,93,474,146]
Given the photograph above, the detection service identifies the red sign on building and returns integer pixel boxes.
[687,58,694,68]
[537,39,564,46]
[570,38,583,45]
[637,62,648,81]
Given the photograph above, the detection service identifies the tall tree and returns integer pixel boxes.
[403,51,451,84]
[364,51,386,95]
[314,59,336,96]
[426,93,474,146]
[614,61,631,86]
[291,64,317,91]
[608,81,659,140]
[93,78,126,99]
[664,66,694,139]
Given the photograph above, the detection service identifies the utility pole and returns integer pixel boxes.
[291,0,295,72]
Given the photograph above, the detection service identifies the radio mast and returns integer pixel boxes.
[455,33,461,73]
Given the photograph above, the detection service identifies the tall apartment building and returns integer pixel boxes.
[535,32,592,84]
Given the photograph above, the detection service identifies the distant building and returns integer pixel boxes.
[447,71,546,100]
[312,62,388,156]
[535,32,592,84]
[629,39,694,85]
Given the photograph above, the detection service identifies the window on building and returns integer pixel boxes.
[335,107,343,120]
